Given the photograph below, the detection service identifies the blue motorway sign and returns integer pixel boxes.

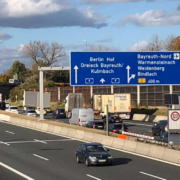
[70,52,180,86]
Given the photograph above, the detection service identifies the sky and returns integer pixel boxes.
[0,0,180,74]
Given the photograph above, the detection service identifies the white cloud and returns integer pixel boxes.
[0,0,107,29]
[0,31,12,40]
[0,0,67,18]
[128,41,150,51]
[0,45,27,73]
[81,0,156,4]
[118,8,180,27]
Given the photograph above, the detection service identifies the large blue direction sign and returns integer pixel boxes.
[70,52,180,86]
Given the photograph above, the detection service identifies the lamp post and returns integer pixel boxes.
[83,39,87,51]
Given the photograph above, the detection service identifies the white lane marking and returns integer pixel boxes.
[33,154,49,161]
[86,174,101,180]
[6,131,15,134]
[0,141,10,146]
[4,139,74,144]
[1,120,180,167]
[125,122,152,127]
[34,139,47,144]
[140,172,167,180]
[0,162,34,180]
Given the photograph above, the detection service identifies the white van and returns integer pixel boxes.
[69,108,94,126]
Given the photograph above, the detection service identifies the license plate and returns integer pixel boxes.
[98,159,106,162]
[98,126,102,128]
[120,114,126,117]
[115,121,119,122]
[60,113,64,114]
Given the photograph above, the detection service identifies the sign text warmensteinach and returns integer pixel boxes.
[70,52,180,86]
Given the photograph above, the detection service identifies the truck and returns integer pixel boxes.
[23,91,51,109]
[64,93,83,118]
[92,93,131,119]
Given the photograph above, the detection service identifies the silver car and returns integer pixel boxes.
[23,110,37,117]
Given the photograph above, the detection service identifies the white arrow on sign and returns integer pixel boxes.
[126,65,135,83]
[74,65,79,84]
[100,78,105,84]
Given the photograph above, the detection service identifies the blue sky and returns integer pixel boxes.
[0,0,180,73]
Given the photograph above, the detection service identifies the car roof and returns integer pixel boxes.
[82,142,102,146]
[159,120,167,122]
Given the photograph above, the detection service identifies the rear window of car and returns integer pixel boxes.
[28,111,36,113]
[95,122,104,125]
[10,107,18,109]
[58,109,65,113]
[111,116,120,120]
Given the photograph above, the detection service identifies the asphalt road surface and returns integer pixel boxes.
[0,120,180,180]
[45,114,154,135]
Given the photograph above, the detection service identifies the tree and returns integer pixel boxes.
[164,35,180,51]
[148,34,163,51]
[0,74,8,83]
[11,61,27,81]
[23,41,65,66]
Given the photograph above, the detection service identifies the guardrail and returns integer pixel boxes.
[0,111,180,165]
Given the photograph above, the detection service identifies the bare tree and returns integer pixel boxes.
[148,34,163,51]
[88,44,113,52]
[23,41,65,66]
[164,35,180,51]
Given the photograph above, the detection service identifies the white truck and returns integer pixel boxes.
[64,93,83,118]
[92,93,131,119]
[23,91,51,109]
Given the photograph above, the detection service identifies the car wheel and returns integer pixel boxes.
[76,155,81,163]
[85,158,90,167]
[152,131,156,136]
[109,162,113,166]
[160,130,164,136]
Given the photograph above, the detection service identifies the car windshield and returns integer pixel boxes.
[10,107,17,109]
[58,109,65,113]
[28,111,36,113]
[86,145,106,152]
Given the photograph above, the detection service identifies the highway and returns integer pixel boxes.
[0,120,180,180]
[45,114,154,135]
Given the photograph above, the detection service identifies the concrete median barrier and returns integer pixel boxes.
[25,120,32,127]
[47,125,55,133]
[162,149,180,163]
[133,114,148,121]
[92,133,103,143]
[123,140,137,152]
[75,130,84,140]
[41,123,49,131]
[10,116,19,124]
[148,145,165,159]
[101,136,113,146]
[30,121,37,128]
[60,127,69,136]
[35,122,43,130]
[133,114,167,122]
[53,126,61,134]
[112,138,125,149]
[67,128,76,138]
[0,114,11,122]
[135,142,150,156]
[83,132,94,142]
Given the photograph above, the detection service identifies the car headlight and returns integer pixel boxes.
[89,156,97,162]
[108,156,112,159]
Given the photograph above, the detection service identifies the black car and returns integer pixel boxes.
[152,120,167,136]
[108,123,128,133]
[108,115,123,123]
[53,108,66,119]
[154,132,168,143]
[85,120,105,130]
[0,102,6,110]
[75,143,113,166]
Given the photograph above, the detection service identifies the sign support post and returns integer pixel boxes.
[106,105,109,136]
[38,67,69,120]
